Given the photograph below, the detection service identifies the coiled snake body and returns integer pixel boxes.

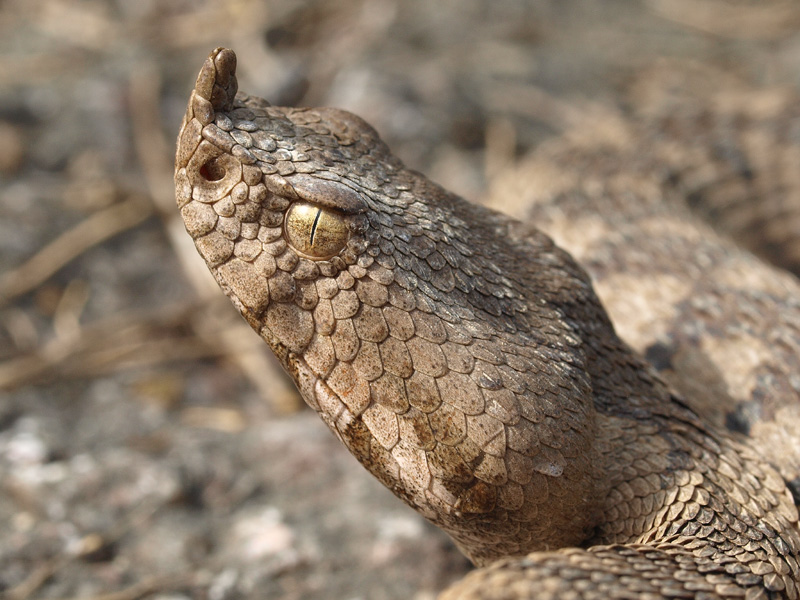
[175,48,800,599]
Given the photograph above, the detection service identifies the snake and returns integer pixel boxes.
[174,48,800,599]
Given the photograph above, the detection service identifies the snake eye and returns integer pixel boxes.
[285,202,349,259]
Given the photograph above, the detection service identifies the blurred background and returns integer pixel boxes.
[1,1,799,599]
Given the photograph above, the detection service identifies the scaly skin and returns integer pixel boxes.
[175,48,800,599]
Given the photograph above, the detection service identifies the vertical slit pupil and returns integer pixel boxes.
[309,208,322,246]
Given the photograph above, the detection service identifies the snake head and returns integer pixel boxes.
[175,48,600,565]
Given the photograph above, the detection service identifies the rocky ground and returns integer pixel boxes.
[1,1,800,598]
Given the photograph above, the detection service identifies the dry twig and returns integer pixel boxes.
[0,195,153,307]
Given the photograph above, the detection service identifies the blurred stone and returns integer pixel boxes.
[0,121,24,174]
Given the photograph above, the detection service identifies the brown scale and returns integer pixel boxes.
[176,48,800,599]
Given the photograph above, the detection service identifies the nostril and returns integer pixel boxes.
[199,158,225,182]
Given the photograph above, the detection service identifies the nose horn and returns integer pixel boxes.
[188,47,239,127]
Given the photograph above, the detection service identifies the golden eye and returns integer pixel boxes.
[285,202,349,259]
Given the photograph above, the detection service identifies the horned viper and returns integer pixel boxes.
[175,48,800,599]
